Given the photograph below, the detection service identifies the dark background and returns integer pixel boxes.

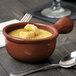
[63,0,76,2]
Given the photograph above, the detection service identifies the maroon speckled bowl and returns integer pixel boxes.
[3,17,74,62]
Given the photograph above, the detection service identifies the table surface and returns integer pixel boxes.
[0,0,76,76]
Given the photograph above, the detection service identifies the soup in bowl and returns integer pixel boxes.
[3,17,74,62]
[8,24,53,39]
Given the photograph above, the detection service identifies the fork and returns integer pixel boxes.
[20,13,32,22]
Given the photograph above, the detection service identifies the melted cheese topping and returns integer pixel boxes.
[9,24,52,39]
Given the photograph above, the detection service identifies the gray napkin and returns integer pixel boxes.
[24,1,76,23]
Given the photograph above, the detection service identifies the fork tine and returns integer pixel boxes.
[22,14,30,22]
[25,13,32,22]
[20,14,27,21]
[25,15,32,22]
[20,13,32,22]
[23,14,31,22]
[20,13,28,22]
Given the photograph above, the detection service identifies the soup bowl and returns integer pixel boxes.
[3,17,74,62]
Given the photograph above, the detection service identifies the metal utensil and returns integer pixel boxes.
[10,51,76,76]
[20,13,32,22]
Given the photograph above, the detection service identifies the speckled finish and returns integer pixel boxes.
[3,17,74,62]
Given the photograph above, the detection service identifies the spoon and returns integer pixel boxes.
[10,51,76,76]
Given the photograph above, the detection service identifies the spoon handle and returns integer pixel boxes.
[9,64,60,76]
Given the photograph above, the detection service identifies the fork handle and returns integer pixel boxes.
[9,64,60,76]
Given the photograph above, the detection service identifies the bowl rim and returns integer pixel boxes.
[3,22,59,43]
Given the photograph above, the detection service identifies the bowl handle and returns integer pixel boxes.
[52,17,74,34]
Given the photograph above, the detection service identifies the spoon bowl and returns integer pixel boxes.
[59,51,76,68]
